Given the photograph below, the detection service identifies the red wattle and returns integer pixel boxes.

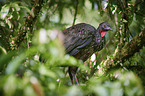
[100,31,107,37]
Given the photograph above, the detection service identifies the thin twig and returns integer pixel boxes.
[72,0,78,26]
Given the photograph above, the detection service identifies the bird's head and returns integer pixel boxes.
[99,22,112,37]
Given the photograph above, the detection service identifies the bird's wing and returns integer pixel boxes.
[63,23,96,56]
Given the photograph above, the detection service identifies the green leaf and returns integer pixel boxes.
[0,46,7,54]
[0,5,10,19]
[19,6,34,17]
[6,53,26,74]
[0,51,15,71]
[3,75,17,96]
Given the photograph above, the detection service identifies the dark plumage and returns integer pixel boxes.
[62,22,112,85]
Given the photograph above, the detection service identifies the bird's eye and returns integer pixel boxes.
[104,25,106,27]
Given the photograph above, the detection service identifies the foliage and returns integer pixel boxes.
[0,0,145,96]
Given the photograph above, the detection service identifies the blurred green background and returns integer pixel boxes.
[0,0,145,96]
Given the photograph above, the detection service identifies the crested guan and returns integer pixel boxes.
[62,22,112,85]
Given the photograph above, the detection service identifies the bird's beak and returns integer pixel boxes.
[103,26,113,31]
[108,27,113,31]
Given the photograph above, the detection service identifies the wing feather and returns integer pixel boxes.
[63,23,96,56]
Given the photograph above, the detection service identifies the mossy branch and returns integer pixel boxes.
[14,0,44,48]
[98,28,145,74]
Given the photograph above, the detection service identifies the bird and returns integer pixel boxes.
[62,22,112,85]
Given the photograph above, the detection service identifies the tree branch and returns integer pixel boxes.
[98,28,145,75]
